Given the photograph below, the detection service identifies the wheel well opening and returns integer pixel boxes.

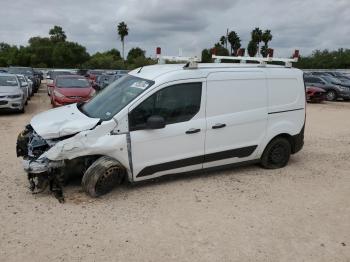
[271,133,294,151]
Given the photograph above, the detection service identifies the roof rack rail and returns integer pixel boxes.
[158,55,201,69]
[212,55,298,68]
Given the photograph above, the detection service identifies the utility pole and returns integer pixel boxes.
[226,28,229,50]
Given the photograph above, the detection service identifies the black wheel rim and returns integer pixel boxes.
[95,166,122,195]
[326,91,335,101]
[268,143,288,165]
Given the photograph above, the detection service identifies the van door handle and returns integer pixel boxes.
[212,123,226,129]
[186,128,201,134]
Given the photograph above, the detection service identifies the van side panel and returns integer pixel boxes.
[259,69,305,156]
[204,71,268,168]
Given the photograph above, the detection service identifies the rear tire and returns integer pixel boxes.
[326,90,337,101]
[261,137,291,169]
[82,156,125,197]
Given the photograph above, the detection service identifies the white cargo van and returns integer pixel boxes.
[17,61,305,201]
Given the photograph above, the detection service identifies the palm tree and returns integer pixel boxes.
[220,36,227,47]
[251,27,262,56]
[117,22,129,60]
[247,40,258,57]
[227,31,241,56]
[260,30,273,57]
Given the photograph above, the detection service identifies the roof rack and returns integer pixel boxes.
[212,55,298,68]
[158,55,201,69]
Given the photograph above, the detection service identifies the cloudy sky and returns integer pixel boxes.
[1,0,349,58]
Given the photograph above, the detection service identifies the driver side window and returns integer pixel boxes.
[129,82,202,131]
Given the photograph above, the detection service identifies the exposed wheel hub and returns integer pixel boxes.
[95,166,122,195]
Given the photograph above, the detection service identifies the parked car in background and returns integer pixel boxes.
[85,70,105,86]
[0,73,26,113]
[77,69,88,76]
[46,70,76,95]
[7,66,40,92]
[324,71,350,81]
[34,70,43,81]
[95,74,123,90]
[304,75,350,101]
[25,76,34,97]
[48,75,95,107]
[114,70,129,75]
[306,86,326,103]
[16,75,30,103]
[310,71,350,82]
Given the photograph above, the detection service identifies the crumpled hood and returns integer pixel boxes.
[30,104,100,139]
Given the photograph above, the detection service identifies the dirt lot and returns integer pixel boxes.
[0,84,349,262]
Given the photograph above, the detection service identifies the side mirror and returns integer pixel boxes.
[21,83,28,87]
[146,115,165,129]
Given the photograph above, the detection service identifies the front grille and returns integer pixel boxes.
[0,101,8,105]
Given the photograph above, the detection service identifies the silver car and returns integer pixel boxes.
[0,73,26,113]
[16,74,30,103]
[25,76,34,97]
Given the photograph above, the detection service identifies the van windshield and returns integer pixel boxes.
[81,75,154,121]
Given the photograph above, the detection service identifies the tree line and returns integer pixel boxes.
[201,27,273,62]
[0,23,349,69]
[0,24,156,70]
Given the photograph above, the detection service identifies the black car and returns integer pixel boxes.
[311,71,350,83]
[34,70,43,81]
[95,74,123,90]
[304,75,350,101]
[7,67,40,92]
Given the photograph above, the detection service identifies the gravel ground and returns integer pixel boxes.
[0,84,349,262]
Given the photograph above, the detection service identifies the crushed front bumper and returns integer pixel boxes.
[22,158,65,174]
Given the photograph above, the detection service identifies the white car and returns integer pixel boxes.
[16,74,31,101]
[17,62,305,201]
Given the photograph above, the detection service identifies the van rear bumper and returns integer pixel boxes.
[291,124,305,154]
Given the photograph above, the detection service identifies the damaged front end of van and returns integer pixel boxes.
[17,125,66,201]
[15,103,130,203]
[16,104,103,202]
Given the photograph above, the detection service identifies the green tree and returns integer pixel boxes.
[251,27,262,45]
[220,36,227,47]
[51,41,89,68]
[49,26,67,42]
[227,31,241,56]
[201,49,212,63]
[247,40,258,57]
[27,37,54,67]
[248,27,262,57]
[83,49,123,69]
[213,43,229,56]
[105,49,121,60]
[117,21,129,60]
[127,47,145,62]
[260,30,273,57]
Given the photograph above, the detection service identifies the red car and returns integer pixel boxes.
[48,75,96,107]
[306,86,326,103]
[85,70,104,86]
